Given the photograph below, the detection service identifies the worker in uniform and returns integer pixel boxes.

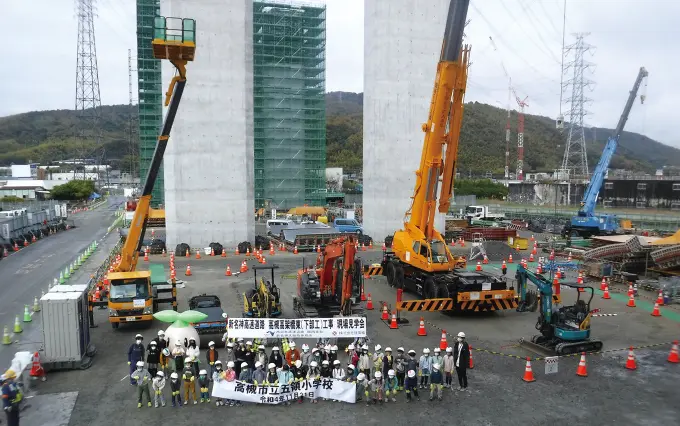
[429,363,443,401]
[127,334,145,385]
[372,344,384,375]
[358,345,371,377]
[306,361,320,404]
[224,342,236,368]
[384,369,398,402]
[453,332,470,391]
[301,344,313,367]
[169,372,182,407]
[256,345,268,367]
[2,372,20,426]
[198,369,210,404]
[182,357,197,405]
[238,362,252,384]
[266,363,279,385]
[404,370,420,402]
[382,347,394,378]
[285,341,300,366]
[234,339,246,378]
[146,340,160,378]
[431,348,443,376]
[356,372,369,405]
[443,347,454,388]
[348,344,359,367]
[418,348,432,389]
[223,361,237,406]
[131,361,152,408]
[152,371,166,408]
[206,341,219,379]
[171,340,186,374]
[394,347,406,390]
[252,361,266,386]
[329,345,339,365]
[277,364,294,405]
[269,346,284,369]
[186,338,200,377]
[369,371,385,405]
[244,341,256,369]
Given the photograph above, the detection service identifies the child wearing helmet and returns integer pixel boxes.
[418,348,432,389]
[369,371,385,404]
[224,361,237,406]
[169,372,182,407]
[277,364,294,405]
[332,360,345,381]
[198,369,210,403]
[239,362,252,384]
[356,372,369,405]
[146,340,160,378]
[285,341,301,366]
[345,364,358,381]
[404,369,420,402]
[301,343,313,367]
[431,348,443,377]
[328,345,339,365]
[252,361,266,385]
[372,344,384,373]
[266,363,279,385]
[443,347,454,388]
[131,360,152,408]
[394,347,406,391]
[212,360,225,406]
[347,344,359,367]
[160,347,171,377]
[152,371,167,407]
[171,340,186,374]
[206,341,219,379]
[358,345,371,377]
[429,363,443,401]
[320,360,332,378]
[382,347,394,378]
[292,360,306,404]
[307,361,321,404]
[269,346,283,368]
[384,369,398,402]
[182,358,197,405]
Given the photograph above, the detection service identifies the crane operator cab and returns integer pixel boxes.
[413,240,449,265]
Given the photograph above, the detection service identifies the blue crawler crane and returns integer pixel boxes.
[564,67,649,237]
[515,264,603,355]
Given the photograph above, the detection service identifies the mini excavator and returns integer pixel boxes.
[243,265,283,318]
[293,235,364,317]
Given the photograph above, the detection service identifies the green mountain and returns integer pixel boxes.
[1,93,678,176]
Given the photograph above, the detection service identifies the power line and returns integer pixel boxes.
[497,0,561,65]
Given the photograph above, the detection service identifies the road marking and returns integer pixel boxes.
[120,375,129,381]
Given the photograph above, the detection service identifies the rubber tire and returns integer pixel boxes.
[435,282,449,299]
[385,262,396,287]
[424,278,436,299]
[111,322,119,329]
[394,266,405,289]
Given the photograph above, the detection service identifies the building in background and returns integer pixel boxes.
[162,0,255,247]
[253,1,326,210]
[136,0,164,206]
[363,0,449,241]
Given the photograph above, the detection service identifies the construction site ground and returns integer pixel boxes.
[15,237,680,426]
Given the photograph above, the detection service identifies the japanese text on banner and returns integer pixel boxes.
[227,317,367,339]
[211,378,356,404]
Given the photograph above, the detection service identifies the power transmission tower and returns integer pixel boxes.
[74,0,102,180]
[128,49,138,183]
[560,33,594,181]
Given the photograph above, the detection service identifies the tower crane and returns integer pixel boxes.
[565,67,649,237]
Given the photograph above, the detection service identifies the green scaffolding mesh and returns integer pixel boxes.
[137,0,164,207]
[253,1,327,210]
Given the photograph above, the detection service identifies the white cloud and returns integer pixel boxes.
[2,0,678,149]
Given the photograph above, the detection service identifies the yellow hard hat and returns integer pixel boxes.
[4,369,16,380]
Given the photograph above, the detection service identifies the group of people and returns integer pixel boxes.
[126,330,471,408]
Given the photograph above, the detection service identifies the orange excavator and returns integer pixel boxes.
[293,235,364,317]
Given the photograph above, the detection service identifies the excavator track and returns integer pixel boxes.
[522,335,604,356]
[293,296,320,318]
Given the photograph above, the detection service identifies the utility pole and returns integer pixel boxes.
[513,89,528,181]
[74,0,102,181]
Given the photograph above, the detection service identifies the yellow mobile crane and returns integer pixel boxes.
[107,17,195,329]
[382,0,517,313]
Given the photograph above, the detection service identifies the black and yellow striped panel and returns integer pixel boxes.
[457,298,518,312]
[538,294,562,304]
[363,265,383,276]
[397,298,455,312]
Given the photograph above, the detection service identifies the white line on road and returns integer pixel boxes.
[120,375,129,381]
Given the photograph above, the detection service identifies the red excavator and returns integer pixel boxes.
[293,235,364,317]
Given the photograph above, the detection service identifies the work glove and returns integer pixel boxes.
[210,362,214,366]
[4,406,12,412]
[128,361,131,365]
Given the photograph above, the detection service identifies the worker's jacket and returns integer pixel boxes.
[430,369,443,385]
[256,352,268,367]
[277,370,294,385]
[206,348,219,365]
[443,354,455,373]
[131,368,151,387]
[285,349,301,365]
[332,368,345,380]
[128,343,145,363]
[358,354,371,371]
[147,346,160,364]
[430,355,443,371]
[384,376,398,391]
[252,368,267,385]
[152,376,166,392]
[239,369,252,383]
[394,354,406,373]
[170,379,181,394]
[182,369,195,383]
[382,354,393,375]
[372,352,384,371]
[419,355,432,373]
[301,351,313,366]
[269,352,284,368]
[368,379,384,393]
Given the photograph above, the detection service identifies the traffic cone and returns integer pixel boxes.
[14,316,22,333]
[225,265,232,276]
[417,317,427,336]
[185,264,192,276]
[439,330,448,351]
[382,242,386,251]
[221,248,227,258]
[600,277,607,291]
[210,247,215,256]
[196,250,201,260]
[381,304,389,321]
[361,243,366,252]
[529,253,535,262]
[553,276,559,286]
[522,358,536,382]
[628,283,633,297]
[13,242,18,251]
[29,352,45,380]
[360,284,366,301]
[170,269,176,280]
[469,345,475,369]
[626,293,636,307]
[651,302,661,317]
[483,255,489,264]
[144,250,149,262]
[476,261,482,271]
[602,285,611,299]
[625,347,637,370]
[576,352,588,377]
[460,239,465,247]
[23,239,28,247]
[369,240,373,249]
[531,246,537,255]
[59,271,64,284]
[577,272,583,284]
[294,246,298,254]
[508,254,513,263]
[31,234,36,243]
[530,234,535,241]
[389,313,398,329]
[269,246,275,256]
[549,250,554,260]
[317,245,321,253]
[366,294,374,310]
[656,290,664,306]
[185,249,190,257]
[240,260,248,273]
[260,256,266,265]
[22,305,31,323]
[33,297,40,312]
[2,327,10,345]
[667,341,680,363]
[556,267,562,279]
[235,247,240,255]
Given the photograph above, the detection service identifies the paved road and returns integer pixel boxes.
[0,197,123,369]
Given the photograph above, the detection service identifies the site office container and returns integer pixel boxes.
[40,291,91,364]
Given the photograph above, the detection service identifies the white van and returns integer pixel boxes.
[266,219,293,236]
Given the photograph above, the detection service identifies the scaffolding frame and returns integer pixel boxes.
[253,1,327,210]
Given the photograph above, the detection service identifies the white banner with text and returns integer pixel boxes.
[212,378,356,404]
[227,317,367,339]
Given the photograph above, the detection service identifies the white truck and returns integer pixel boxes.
[464,205,505,221]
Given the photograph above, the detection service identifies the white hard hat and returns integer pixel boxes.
[357,373,366,381]
[255,361,262,368]
[408,349,416,355]
[333,360,341,365]
[237,338,244,342]
[397,347,404,352]
[423,348,430,354]
[241,362,248,368]
[188,337,196,342]
[388,369,395,377]
[407,370,416,378]
[361,344,368,351]
[385,347,392,352]
[433,363,440,370]
[150,341,157,346]
[374,371,382,378]
[310,361,318,368]
[348,364,355,370]
[227,342,234,348]
[324,345,331,351]
[246,341,252,345]
[312,347,319,352]
[227,361,235,368]
[135,334,143,339]
[156,371,164,377]
[290,342,296,348]
[322,360,329,365]
[295,360,302,368]
[171,372,179,379]
[302,344,309,350]
[199,369,207,375]
[375,344,382,351]
[457,331,466,338]
[208,341,215,347]
[331,345,338,351]
[347,344,355,350]
[434,348,441,353]
[157,330,165,336]
[184,357,192,364]
[273,346,280,351]
[215,360,222,365]
[268,363,276,369]
[258,345,265,350]
[446,347,453,353]
[136,361,144,367]
[175,340,182,346]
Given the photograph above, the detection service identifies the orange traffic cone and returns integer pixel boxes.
[360,285,366,301]
[626,293,636,307]
[553,276,560,286]
[483,255,489,264]
[144,250,149,262]
[369,240,373,249]
[389,313,398,329]
[170,268,176,280]
[260,256,266,265]
[668,341,680,363]
[476,261,482,271]
[196,250,201,260]
[225,265,232,276]
[651,302,661,317]
[270,246,275,255]
[577,272,583,284]
[656,290,664,306]
[294,246,298,254]
[29,351,46,380]
[317,245,321,253]
[185,264,192,276]
[529,253,535,262]
[382,242,386,251]
[366,294,374,310]
[469,345,474,369]
[162,248,167,257]
[460,239,465,247]
[417,317,427,336]
[600,277,607,291]
[576,353,588,377]
[185,249,190,257]
[439,331,448,351]
[508,254,513,263]
[522,358,536,382]
[627,283,634,296]
[381,304,389,321]
[556,267,562,279]
[361,243,366,252]
[625,347,637,370]
[531,246,537,255]
[13,242,19,251]
[221,248,227,258]
[246,248,250,257]
[602,285,611,299]
[210,247,215,257]
[235,247,240,255]
[23,239,28,247]
[240,260,248,273]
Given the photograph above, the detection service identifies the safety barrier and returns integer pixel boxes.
[363,264,383,277]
